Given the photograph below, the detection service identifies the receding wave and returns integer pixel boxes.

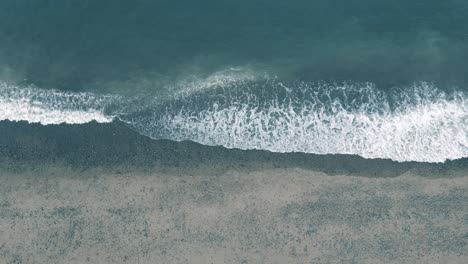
[1,76,467,163]
[0,81,116,125]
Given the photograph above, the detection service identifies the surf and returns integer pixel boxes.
[1,76,467,163]
[123,79,468,163]
[0,81,115,125]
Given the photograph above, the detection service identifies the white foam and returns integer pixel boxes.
[138,82,468,163]
[1,78,467,163]
[173,67,263,96]
[0,82,115,125]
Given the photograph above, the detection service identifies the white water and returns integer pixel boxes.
[1,79,467,163]
[0,82,115,125]
[136,82,468,163]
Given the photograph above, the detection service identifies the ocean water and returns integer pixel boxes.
[0,1,467,163]
[0,1,468,263]
[0,0,467,163]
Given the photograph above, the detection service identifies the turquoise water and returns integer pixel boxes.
[1,1,468,90]
[0,1,467,162]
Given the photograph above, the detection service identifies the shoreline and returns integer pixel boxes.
[1,120,466,178]
[0,120,467,263]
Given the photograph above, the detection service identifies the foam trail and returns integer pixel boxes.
[0,81,115,125]
[128,81,468,163]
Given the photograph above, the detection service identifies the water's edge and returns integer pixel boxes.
[1,120,466,179]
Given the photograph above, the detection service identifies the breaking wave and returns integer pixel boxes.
[125,80,467,163]
[1,76,467,163]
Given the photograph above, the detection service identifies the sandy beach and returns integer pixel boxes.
[0,121,467,263]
